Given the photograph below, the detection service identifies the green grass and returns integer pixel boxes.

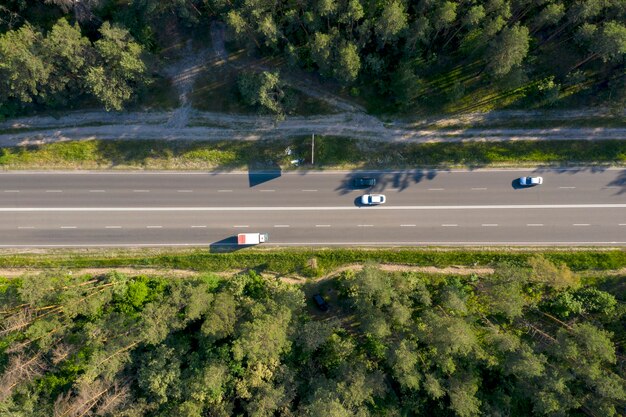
[0,248,625,278]
[0,137,624,170]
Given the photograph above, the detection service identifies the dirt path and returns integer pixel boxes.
[1,110,625,147]
[0,264,494,281]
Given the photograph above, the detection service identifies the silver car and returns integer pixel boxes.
[360,194,386,205]
[519,176,543,186]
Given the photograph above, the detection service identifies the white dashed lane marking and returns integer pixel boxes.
[146,225,162,229]
[274,225,290,228]
[105,226,122,229]
[482,224,498,227]
[471,188,487,190]
[573,223,590,226]
[527,224,544,227]
[259,189,275,192]
[233,225,249,228]
[400,224,416,227]
[17,226,34,229]
[559,187,576,189]
[89,190,105,193]
[302,189,318,192]
[358,224,374,227]
[218,190,233,192]
[46,190,62,193]
[441,224,458,227]
[428,188,444,191]
[60,226,77,229]
[191,225,207,228]
[315,224,331,227]
[4,190,20,193]
[177,190,193,193]
[133,190,150,193]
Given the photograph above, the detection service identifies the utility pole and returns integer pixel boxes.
[311,134,315,165]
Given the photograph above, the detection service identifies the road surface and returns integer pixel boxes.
[0,169,624,246]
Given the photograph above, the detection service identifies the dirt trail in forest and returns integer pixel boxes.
[0,21,624,147]
[1,110,625,148]
[0,265,494,280]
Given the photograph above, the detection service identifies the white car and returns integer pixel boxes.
[361,194,386,205]
[519,176,543,186]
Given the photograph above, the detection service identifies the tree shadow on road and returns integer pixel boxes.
[607,169,626,195]
[335,168,443,195]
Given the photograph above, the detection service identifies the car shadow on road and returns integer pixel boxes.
[511,179,523,189]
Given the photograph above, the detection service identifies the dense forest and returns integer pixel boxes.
[1,0,625,117]
[1,257,625,416]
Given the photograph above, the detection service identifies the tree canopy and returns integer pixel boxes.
[2,0,626,116]
[1,257,625,416]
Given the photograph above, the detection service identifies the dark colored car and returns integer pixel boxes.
[353,177,377,188]
[313,294,329,311]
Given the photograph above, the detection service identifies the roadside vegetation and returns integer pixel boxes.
[1,0,625,118]
[1,247,625,277]
[1,255,625,416]
[0,137,624,170]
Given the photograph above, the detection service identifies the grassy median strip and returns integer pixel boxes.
[1,248,624,277]
[0,137,625,169]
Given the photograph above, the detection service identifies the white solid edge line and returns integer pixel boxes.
[0,204,624,212]
[0,241,624,248]
[1,167,623,175]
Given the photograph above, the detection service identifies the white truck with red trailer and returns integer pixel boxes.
[237,233,269,245]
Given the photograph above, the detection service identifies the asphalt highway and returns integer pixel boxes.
[0,169,624,246]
